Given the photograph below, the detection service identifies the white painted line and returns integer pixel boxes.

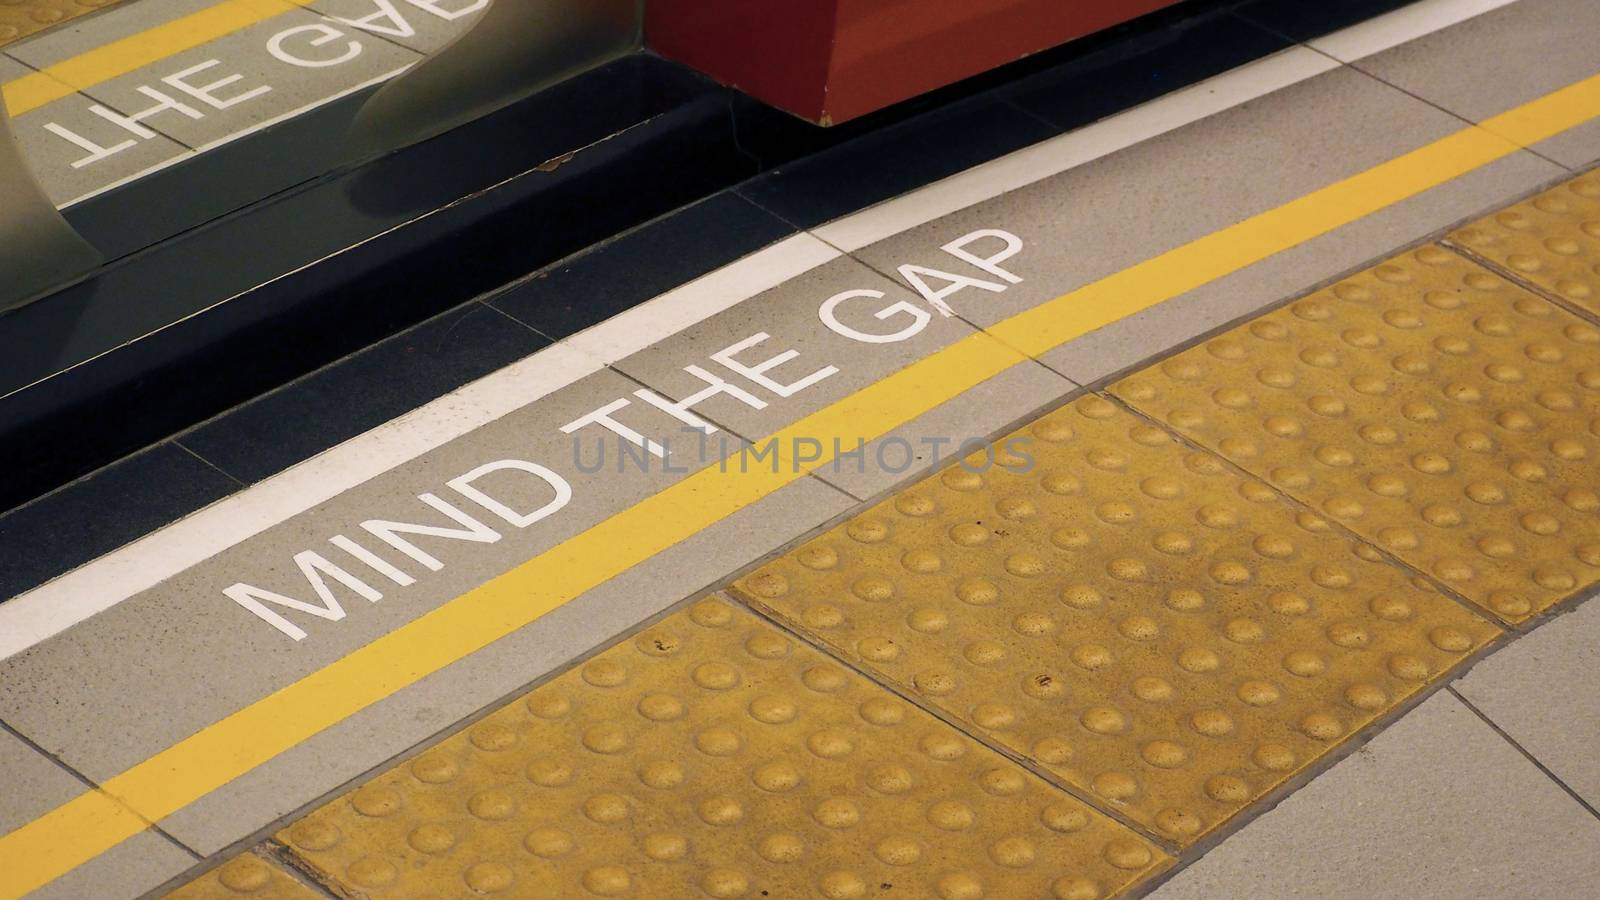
[567,234,841,363]
[0,234,838,660]
[0,0,1509,657]
[1308,0,1522,63]
[813,47,1341,252]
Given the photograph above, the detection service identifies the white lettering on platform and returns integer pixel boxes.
[228,227,1024,639]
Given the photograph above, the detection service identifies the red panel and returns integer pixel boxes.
[646,0,1182,125]
[826,0,1179,123]
[645,0,837,121]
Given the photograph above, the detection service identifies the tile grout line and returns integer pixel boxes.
[171,439,247,490]
[0,718,202,863]
[726,588,1181,855]
[1097,387,1516,632]
[257,838,341,900]
[1443,235,1600,329]
[1447,685,1600,823]
[1296,39,1576,175]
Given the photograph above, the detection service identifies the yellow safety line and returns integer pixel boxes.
[1,0,314,117]
[2,69,1597,900]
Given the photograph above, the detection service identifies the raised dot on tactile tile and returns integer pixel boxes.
[1054,877,1102,900]
[464,861,515,893]
[813,797,861,828]
[1043,473,1083,495]
[694,661,741,690]
[347,857,397,888]
[699,796,745,826]
[1022,671,1065,700]
[1103,839,1153,870]
[955,577,1000,606]
[1013,612,1056,637]
[691,599,737,628]
[820,871,868,900]
[800,662,851,688]
[1033,736,1074,765]
[1093,771,1138,802]
[859,696,905,726]
[868,764,914,793]
[524,827,573,857]
[1118,616,1160,641]
[1141,740,1188,769]
[469,788,516,820]
[702,869,750,898]
[1237,680,1281,706]
[847,518,889,542]
[525,690,570,719]
[808,729,855,758]
[748,694,798,724]
[470,721,518,751]
[288,819,341,851]
[582,867,631,896]
[741,572,788,599]
[972,702,1017,729]
[1388,654,1431,680]
[1300,713,1344,741]
[928,800,975,830]
[1033,418,1076,442]
[1178,647,1220,673]
[633,629,681,656]
[644,832,689,861]
[636,693,684,722]
[874,835,922,866]
[351,785,402,817]
[1345,683,1388,711]
[582,723,629,754]
[696,728,742,756]
[1150,810,1201,843]
[215,856,271,892]
[858,636,900,661]
[408,823,456,853]
[758,833,804,863]
[1191,709,1235,737]
[637,760,684,790]
[753,760,803,793]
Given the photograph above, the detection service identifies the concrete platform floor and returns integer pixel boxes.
[2,0,1599,897]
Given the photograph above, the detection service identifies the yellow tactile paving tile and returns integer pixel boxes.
[163,851,321,899]
[1451,173,1600,319]
[0,0,124,48]
[733,396,1499,845]
[275,597,1168,900]
[1114,245,1600,622]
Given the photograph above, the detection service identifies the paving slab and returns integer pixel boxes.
[1455,592,1600,810]
[1,54,189,205]
[1150,691,1600,899]
[0,360,851,855]
[1114,245,1600,623]
[0,728,194,899]
[1350,0,1600,171]
[161,850,321,900]
[734,394,1499,846]
[274,597,1171,899]
[844,65,1563,385]
[1450,172,1600,320]
[10,2,419,150]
